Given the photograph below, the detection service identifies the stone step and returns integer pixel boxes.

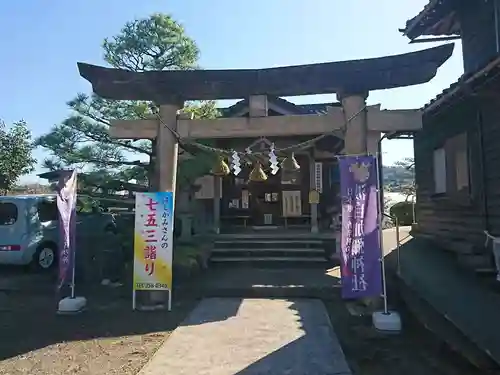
[210,256,328,263]
[215,239,324,244]
[211,247,325,253]
[210,237,334,265]
[214,240,325,251]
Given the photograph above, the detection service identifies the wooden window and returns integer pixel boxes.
[432,132,471,196]
[433,148,447,194]
[282,191,302,217]
[451,133,470,192]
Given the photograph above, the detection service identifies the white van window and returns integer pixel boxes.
[0,203,18,225]
[38,200,58,222]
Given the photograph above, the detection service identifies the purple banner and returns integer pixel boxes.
[339,156,382,299]
[56,170,77,292]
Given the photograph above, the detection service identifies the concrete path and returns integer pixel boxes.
[183,267,341,301]
[139,298,351,375]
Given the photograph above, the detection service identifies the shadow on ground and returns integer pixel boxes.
[0,230,495,374]
[230,299,350,375]
[383,229,500,370]
[182,266,342,301]
[0,264,342,363]
[0,293,196,361]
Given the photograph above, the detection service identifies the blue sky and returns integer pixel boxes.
[0,0,464,183]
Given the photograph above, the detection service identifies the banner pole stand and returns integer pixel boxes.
[372,154,402,334]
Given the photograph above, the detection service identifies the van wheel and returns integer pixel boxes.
[34,245,57,271]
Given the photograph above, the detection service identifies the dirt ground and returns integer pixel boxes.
[0,289,195,375]
[326,295,488,375]
[0,267,494,375]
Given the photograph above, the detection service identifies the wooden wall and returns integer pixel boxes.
[478,94,500,234]
[459,0,498,74]
[414,100,485,252]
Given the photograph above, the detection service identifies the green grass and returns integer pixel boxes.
[173,245,204,267]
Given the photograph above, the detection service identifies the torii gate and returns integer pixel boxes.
[77,44,453,308]
[77,43,453,211]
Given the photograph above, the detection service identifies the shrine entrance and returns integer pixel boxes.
[249,178,281,228]
[220,149,312,232]
[76,30,455,312]
[78,43,454,239]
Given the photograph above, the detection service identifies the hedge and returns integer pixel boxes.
[389,201,415,226]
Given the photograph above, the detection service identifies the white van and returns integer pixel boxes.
[0,194,116,270]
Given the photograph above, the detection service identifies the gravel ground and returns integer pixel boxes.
[325,294,488,375]
[0,291,487,375]
[0,265,494,375]
[0,292,195,375]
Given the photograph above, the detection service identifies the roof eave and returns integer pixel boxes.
[78,44,455,102]
[401,0,440,39]
[424,56,500,113]
[401,0,460,41]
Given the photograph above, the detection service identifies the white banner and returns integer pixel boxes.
[133,192,174,291]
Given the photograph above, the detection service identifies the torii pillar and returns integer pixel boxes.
[156,104,182,192]
[338,91,369,155]
[339,91,383,310]
[151,103,182,307]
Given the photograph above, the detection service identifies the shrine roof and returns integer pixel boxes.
[77,44,454,102]
[423,56,500,113]
[38,170,147,192]
[38,170,72,181]
[400,0,460,40]
[220,96,341,117]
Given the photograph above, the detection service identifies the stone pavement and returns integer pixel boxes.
[182,267,341,300]
[138,298,351,375]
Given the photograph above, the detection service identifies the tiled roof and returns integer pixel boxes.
[423,56,500,112]
[38,170,73,181]
[220,96,340,117]
[401,0,460,40]
[296,102,341,115]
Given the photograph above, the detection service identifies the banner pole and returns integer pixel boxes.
[132,290,136,311]
[375,153,389,315]
[70,175,77,300]
[70,264,76,299]
[168,290,172,311]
